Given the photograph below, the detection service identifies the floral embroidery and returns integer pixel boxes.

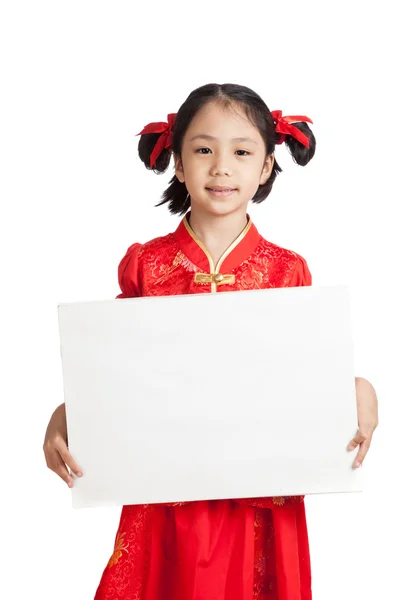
[254,550,266,577]
[253,508,277,599]
[272,496,286,506]
[232,239,299,290]
[174,250,198,272]
[151,250,185,285]
[106,531,129,568]
[96,504,156,599]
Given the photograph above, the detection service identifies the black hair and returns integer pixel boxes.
[137,83,316,215]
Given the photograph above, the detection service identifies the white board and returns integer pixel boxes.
[58,285,361,509]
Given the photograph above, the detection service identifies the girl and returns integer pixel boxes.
[43,83,379,600]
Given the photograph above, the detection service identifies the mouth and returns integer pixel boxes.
[206,186,237,197]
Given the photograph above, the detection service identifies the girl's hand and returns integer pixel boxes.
[347,377,379,468]
[43,403,83,488]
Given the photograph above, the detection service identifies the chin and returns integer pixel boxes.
[193,195,245,216]
[204,203,241,217]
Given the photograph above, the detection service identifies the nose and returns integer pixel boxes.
[210,152,233,177]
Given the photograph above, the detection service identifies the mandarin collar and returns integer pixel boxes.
[173,212,261,274]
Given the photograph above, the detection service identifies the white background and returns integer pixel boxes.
[1,1,398,598]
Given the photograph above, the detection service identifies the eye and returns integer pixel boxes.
[195,148,251,156]
[196,147,211,154]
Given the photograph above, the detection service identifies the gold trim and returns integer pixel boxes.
[183,214,251,293]
[215,217,252,273]
[183,216,215,271]
[194,273,236,285]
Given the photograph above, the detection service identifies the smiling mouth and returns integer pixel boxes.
[206,187,237,191]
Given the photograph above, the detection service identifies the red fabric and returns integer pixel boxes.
[95,215,312,600]
[136,113,176,168]
[270,111,313,148]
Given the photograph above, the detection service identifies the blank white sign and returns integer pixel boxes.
[58,285,361,509]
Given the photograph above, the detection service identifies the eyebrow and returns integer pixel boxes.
[189,134,258,145]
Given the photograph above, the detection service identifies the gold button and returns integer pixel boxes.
[214,273,224,283]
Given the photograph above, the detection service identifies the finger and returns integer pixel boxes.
[353,438,371,468]
[58,445,83,478]
[46,448,76,487]
[347,430,368,451]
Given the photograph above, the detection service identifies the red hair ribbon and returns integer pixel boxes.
[270,110,313,148]
[136,113,177,168]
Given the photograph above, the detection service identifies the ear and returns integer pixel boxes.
[260,153,275,186]
[173,153,185,183]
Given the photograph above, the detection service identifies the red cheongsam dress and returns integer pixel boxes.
[94,213,313,600]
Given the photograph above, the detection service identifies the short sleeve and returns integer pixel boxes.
[289,254,312,287]
[115,242,142,299]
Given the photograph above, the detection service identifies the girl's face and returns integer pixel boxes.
[174,101,274,218]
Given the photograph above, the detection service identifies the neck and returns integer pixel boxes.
[187,206,249,266]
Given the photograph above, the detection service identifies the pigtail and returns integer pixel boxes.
[137,132,172,174]
[137,115,190,214]
[282,122,316,166]
[137,130,189,214]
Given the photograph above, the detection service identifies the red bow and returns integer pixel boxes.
[136,113,177,168]
[270,111,313,148]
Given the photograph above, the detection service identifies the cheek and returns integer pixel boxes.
[187,158,209,183]
[241,165,262,186]
[183,152,200,171]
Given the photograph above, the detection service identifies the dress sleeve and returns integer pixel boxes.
[288,254,312,287]
[115,242,142,299]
